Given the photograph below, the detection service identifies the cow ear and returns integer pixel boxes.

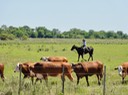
[19,64,22,70]
[40,57,42,60]
[78,63,81,65]
[114,67,118,70]
[19,64,22,67]
[71,63,75,66]
[71,63,76,69]
[25,64,29,67]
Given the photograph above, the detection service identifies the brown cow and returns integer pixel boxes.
[14,62,42,84]
[72,61,103,86]
[40,56,68,62]
[115,62,128,83]
[0,63,5,82]
[29,61,73,83]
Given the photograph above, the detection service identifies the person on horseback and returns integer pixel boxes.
[82,39,86,48]
[82,39,88,53]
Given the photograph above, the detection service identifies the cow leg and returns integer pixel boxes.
[35,78,42,84]
[122,77,125,84]
[43,74,48,86]
[23,75,28,79]
[100,73,103,80]
[40,79,42,83]
[1,73,4,82]
[96,75,101,85]
[122,74,126,84]
[85,76,89,86]
[31,77,34,84]
[77,76,80,85]
[36,78,42,83]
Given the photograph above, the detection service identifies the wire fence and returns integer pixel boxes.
[17,65,107,95]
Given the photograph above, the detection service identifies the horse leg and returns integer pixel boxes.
[90,49,94,61]
[88,53,93,61]
[88,56,90,61]
[91,55,93,61]
[78,54,80,62]
[81,54,84,61]
[81,54,86,61]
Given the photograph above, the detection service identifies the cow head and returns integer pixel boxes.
[40,57,48,61]
[14,63,22,72]
[71,63,82,71]
[116,66,123,76]
[71,63,76,69]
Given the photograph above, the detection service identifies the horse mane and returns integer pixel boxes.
[74,45,82,49]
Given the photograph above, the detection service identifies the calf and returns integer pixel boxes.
[0,63,5,82]
[14,62,41,84]
[40,56,68,62]
[115,62,128,83]
[72,61,103,86]
[29,62,73,83]
[14,62,34,78]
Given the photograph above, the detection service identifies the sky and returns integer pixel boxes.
[0,0,128,33]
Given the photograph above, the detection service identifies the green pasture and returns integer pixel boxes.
[0,39,128,95]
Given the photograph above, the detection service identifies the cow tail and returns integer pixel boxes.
[98,62,104,80]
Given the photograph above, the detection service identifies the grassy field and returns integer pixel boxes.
[0,38,128,95]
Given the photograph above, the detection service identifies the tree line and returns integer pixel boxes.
[0,25,127,40]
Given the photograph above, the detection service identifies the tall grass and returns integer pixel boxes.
[0,39,128,95]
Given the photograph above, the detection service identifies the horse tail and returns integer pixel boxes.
[92,47,94,55]
[89,46,94,55]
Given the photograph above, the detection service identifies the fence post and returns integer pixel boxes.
[103,65,106,95]
[62,65,65,94]
[18,66,22,95]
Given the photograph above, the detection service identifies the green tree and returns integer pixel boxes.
[52,28,61,38]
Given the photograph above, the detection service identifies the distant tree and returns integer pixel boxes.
[0,25,128,39]
[0,33,8,40]
[88,29,95,38]
[93,32,100,38]
[15,29,24,38]
[52,28,61,38]
[1,25,7,30]
[122,33,128,39]
[117,31,123,38]
[8,26,18,36]
[30,29,38,38]
[83,31,89,38]
[98,30,106,39]
[36,26,50,38]
[106,31,116,38]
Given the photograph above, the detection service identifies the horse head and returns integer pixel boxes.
[71,45,76,51]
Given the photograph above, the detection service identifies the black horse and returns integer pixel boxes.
[71,45,94,62]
